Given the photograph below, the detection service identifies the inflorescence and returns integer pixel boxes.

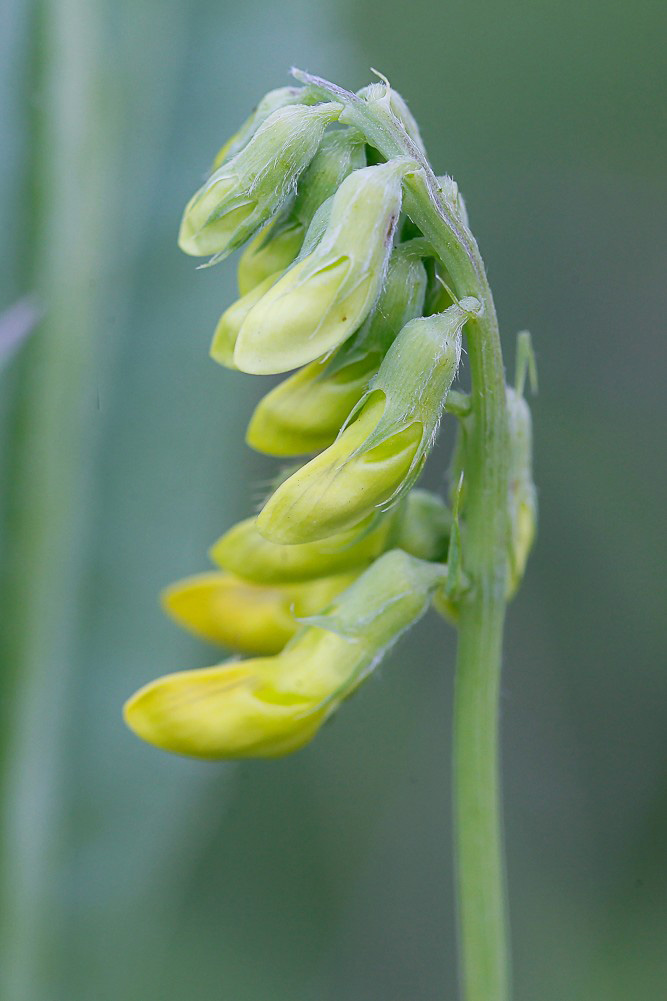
[123,73,536,759]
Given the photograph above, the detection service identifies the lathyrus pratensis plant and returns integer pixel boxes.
[124,70,537,1001]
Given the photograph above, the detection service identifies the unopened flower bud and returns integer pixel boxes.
[357,81,426,154]
[291,128,367,228]
[257,393,421,544]
[233,158,417,374]
[211,86,315,169]
[162,570,356,655]
[394,489,452,562]
[123,551,445,759]
[210,271,281,368]
[257,300,476,544]
[506,387,537,598]
[210,510,399,585]
[246,246,427,456]
[236,215,304,296]
[235,129,366,296]
[179,102,341,260]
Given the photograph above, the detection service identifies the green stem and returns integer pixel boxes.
[294,72,512,1001]
[410,184,512,1001]
[453,599,509,1001]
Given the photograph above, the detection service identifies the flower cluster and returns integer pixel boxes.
[124,76,536,759]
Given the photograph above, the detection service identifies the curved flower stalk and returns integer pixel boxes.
[127,71,538,1001]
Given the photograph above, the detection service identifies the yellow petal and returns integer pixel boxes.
[257,394,421,543]
[246,353,378,456]
[210,512,393,584]
[162,571,357,655]
[237,220,303,296]
[210,271,281,368]
[123,661,327,759]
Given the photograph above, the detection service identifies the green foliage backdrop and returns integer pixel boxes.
[1,0,665,998]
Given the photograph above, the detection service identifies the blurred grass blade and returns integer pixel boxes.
[0,298,41,370]
[0,1,109,997]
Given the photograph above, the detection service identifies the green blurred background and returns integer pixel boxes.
[1,0,665,998]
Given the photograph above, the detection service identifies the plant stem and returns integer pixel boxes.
[453,599,508,1001]
[296,75,512,1001]
[411,183,511,1001]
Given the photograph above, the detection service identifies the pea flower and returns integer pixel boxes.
[232,158,417,374]
[245,244,427,456]
[124,551,446,759]
[256,299,477,544]
[235,216,304,297]
[178,101,341,260]
[162,570,357,655]
[210,271,281,368]
[210,488,450,585]
[235,129,366,296]
[210,511,397,585]
[211,85,316,169]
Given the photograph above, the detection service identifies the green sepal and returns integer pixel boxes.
[292,127,367,228]
[211,85,320,170]
[296,548,446,652]
[436,175,470,230]
[235,129,366,296]
[357,78,427,155]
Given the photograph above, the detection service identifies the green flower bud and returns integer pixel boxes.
[245,245,427,456]
[257,300,476,544]
[178,102,341,261]
[235,129,366,296]
[506,386,537,598]
[291,128,367,228]
[256,393,421,544]
[210,510,399,585]
[394,489,452,562]
[161,570,356,655]
[246,354,382,457]
[210,487,450,586]
[210,271,281,368]
[236,215,304,296]
[123,551,445,759]
[357,81,426,154]
[233,158,417,374]
[211,86,316,169]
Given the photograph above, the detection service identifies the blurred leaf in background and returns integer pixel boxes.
[1,0,665,999]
